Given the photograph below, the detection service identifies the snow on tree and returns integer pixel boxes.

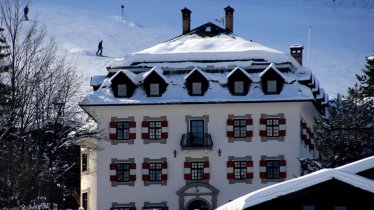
[0,0,82,209]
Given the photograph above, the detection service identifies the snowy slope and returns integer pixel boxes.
[30,0,374,98]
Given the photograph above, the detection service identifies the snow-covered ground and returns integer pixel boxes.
[30,0,374,98]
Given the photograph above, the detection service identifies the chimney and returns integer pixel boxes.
[290,44,304,66]
[181,7,192,34]
[224,6,234,33]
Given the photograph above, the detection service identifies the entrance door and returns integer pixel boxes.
[188,199,209,210]
[190,120,204,146]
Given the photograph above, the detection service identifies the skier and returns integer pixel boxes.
[96,40,103,56]
[24,5,29,21]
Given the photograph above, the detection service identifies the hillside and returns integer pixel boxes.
[31,0,374,98]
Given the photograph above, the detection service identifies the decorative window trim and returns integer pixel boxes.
[142,116,168,144]
[259,113,286,142]
[142,157,168,186]
[110,158,136,187]
[185,115,209,133]
[227,156,253,184]
[227,114,252,142]
[259,155,286,183]
[184,157,210,183]
[111,202,136,210]
[109,117,136,145]
[143,201,168,210]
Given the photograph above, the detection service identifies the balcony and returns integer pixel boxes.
[180,132,213,150]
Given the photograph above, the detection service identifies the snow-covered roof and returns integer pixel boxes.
[227,66,259,83]
[90,75,107,87]
[216,167,374,210]
[142,66,169,84]
[183,67,209,81]
[259,63,296,83]
[109,69,140,84]
[337,155,374,174]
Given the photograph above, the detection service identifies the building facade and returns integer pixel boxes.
[79,6,328,210]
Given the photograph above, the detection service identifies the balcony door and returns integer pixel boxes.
[190,120,204,146]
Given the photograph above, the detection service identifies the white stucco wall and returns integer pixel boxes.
[82,101,319,210]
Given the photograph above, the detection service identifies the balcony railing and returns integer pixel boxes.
[180,132,213,150]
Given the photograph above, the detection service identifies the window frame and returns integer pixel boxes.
[82,192,88,210]
[148,121,162,140]
[191,162,204,180]
[149,83,160,96]
[116,121,130,140]
[192,82,202,95]
[234,81,244,94]
[266,160,280,179]
[81,153,88,172]
[233,119,247,138]
[267,80,277,93]
[266,118,280,137]
[116,163,131,182]
[149,162,163,182]
[117,84,127,97]
[233,161,247,180]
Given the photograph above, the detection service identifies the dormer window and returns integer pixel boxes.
[192,82,202,95]
[267,80,277,93]
[150,83,160,96]
[227,67,251,96]
[117,84,127,97]
[234,81,244,94]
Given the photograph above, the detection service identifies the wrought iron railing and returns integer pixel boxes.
[180,132,213,150]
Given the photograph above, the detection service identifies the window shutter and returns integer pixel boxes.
[142,162,149,181]
[246,160,253,179]
[141,121,149,139]
[162,162,168,181]
[184,162,191,180]
[226,119,234,137]
[259,118,267,137]
[203,161,210,180]
[130,162,136,181]
[280,159,287,178]
[161,120,168,139]
[279,118,286,136]
[129,121,136,140]
[259,160,267,178]
[226,161,233,180]
[110,163,117,182]
[109,121,117,140]
[246,118,253,137]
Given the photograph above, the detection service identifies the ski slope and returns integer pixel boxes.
[31,0,374,98]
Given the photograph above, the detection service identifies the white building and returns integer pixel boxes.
[79,6,328,210]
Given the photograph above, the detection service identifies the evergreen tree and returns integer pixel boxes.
[349,54,374,97]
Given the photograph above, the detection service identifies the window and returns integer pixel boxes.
[116,122,130,140]
[233,119,246,138]
[192,82,202,95]
[116,163,130,182]
[81,154,88,172]
[266,160,280,179]
[190,120,204,145]
[335,207,347,210]
[191,162,204,180]
[118,84,127,97]
[150,83,160,96]
[267,80,277,93]
[234,81,244,94]
[82,192,88,210]
[303,206,315,210]
[233,161,247,180]
[149,163,162,181]
[149,121,162,140]
[266,119,279,137]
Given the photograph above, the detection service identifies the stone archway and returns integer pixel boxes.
[177,182,219,210]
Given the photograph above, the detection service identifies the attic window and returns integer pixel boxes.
[118,84,127,97]
[192,82,202,95]
[205,26,212,32]
[150,83,160,96]
[267,80,277,93]
[234,81,244,94]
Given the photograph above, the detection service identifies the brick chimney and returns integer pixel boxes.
[290,44,304,66]
[181,7,192,34]
[224,6,234,33]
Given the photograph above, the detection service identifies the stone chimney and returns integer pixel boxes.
[224,6,234,33]
[290,44,304,66]
[181,7,192,34]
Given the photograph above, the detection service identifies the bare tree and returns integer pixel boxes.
[0,0,82,208]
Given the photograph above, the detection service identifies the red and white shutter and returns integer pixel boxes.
[129,121,136,140]
[301,121,308,143]
[109,121,117,140]
[259,118,267,137]
[141,121,149,140]
[130,162,136,181]
[246,118,253,137]
[279,118,286,136]
[203,161,210,180]
[226,161,234,180]
[280,160,287,178]
[259,160,267,178]
[161,162,168,181]
[142,162,149,181]
[309,132,315,150]
[226,119,234,138]
[161,120,168,139]
[109,163,117,182]
[246,160,253,179]
[184,162,191,180]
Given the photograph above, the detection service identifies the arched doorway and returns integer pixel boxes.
[188,199,209,210]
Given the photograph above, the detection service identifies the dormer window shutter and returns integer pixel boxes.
[142,121,149,139]
[109,121,117,140]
